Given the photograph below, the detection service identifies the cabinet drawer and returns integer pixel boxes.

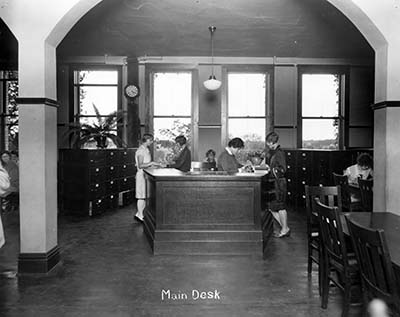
[105,179,119,193]
[121,149,135,164]
[119,163,136,177]
[89,166,107,183]
[89,182,107,198]
[106,150,120,164]
[89,198,108,216]
[108,165,119,179]
[119,176,135,191]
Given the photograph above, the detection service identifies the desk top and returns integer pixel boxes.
[144,168,269,181]
[343,212,400,269]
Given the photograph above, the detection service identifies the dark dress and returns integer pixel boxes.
[168,146,191,172]
[217,149,243,173]
[265,146,287,211]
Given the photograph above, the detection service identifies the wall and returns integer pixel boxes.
[132,56,374,160]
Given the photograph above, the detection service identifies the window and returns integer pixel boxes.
[300,73,343,149]
[0,70,18,151]
[152,72,192,163]
[227,72,266,162]
[73,69,120,127]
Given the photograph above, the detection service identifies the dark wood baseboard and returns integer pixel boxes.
[18,246,61,274]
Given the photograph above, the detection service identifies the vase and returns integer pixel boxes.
[95,136,108,149]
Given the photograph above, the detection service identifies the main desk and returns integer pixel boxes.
[143,168,270,255]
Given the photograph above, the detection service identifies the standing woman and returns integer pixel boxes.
[134,134,160,222]
[264,132,290,238]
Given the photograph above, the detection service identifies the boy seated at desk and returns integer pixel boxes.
[344,152,373,186]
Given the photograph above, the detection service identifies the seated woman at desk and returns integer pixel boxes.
[167,135,191,172]
[217,138,252,173]
[203,149,217,170]
[344,152,373,186]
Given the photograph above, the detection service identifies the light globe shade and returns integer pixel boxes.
[203,76,222,90]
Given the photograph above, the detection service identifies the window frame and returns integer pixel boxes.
[146,64,198,159]
[70,65,123,133]
[221,65,273,151]
[0,70,18,150]
[297,66,348,150]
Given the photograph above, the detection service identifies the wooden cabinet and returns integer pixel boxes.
[283,149,373,208]
[58,148,137,216]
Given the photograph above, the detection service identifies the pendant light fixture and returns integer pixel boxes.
[203,26,222,91]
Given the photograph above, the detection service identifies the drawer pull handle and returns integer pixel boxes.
[96,168,99,172]
[96,184,99,188]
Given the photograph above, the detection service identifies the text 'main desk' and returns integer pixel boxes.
[143,168,269,255]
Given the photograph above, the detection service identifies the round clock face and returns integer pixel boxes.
[125,85,140,98]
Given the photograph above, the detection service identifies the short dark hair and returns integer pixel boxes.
[228,138,244,149]
[0,150,11,164]
[206,149,216,157]
[141,133,154,143]
[175,135,187,146]
[266,131,279,144]
[357,153,373,168]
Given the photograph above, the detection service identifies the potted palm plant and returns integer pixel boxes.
[66,103,124,149]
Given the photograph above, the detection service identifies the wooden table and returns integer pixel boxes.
[343,212,400,275]
[143,168,270,255]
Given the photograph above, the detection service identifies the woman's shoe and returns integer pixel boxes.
[134,215,144,223]
[274,229,291,238]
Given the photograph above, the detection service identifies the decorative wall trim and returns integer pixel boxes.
[18,246,61,274]
[15,97,59,108]
[371,101,400,110]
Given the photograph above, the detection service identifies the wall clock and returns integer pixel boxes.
[124,84,140,99]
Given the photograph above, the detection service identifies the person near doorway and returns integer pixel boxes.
[0,166,10,248]
[0,151,19,212]
[264,132,290,238]
[134,134,161,223]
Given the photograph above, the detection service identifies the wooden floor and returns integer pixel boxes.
[0,205,359,316]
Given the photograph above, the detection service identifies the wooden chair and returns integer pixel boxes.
[315,198,360,317]
[357,178,373,212]
[345,217,400,316]
[333,172,362,212]
[304,185,342,294]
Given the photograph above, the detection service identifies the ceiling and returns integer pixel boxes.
[1,0,375,65]
[57,0,374,59]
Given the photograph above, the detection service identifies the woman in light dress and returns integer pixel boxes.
[134,133,161,222]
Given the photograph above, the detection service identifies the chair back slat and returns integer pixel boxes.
[305,186,342,236]
[358,178,373,212]
[345,217,400,307]
[333,173,351,209]
[315,198,348,266]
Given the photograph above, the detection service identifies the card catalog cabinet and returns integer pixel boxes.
[283,149,373,208]
[58,148,137,216]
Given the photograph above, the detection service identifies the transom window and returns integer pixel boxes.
[227,72,267,162]
[301,73,343,149]
[152,72,192,163]
[0,70,18,151]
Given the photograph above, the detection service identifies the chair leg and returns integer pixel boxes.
[341,280,351,317]
[307,244,312,275]
[318,250,323,296]
[321,257,329,309]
